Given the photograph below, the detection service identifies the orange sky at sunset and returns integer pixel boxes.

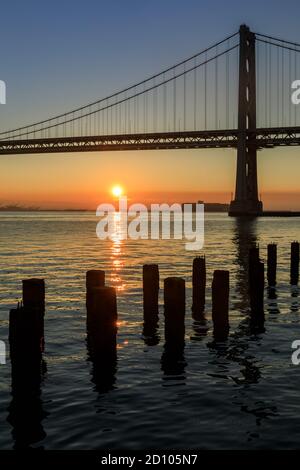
[1,147,300,210]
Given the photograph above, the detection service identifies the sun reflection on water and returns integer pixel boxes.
[110,212,126,292]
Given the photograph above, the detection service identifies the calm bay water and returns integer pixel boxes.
[0,211,300,449]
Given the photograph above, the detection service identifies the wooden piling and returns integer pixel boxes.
[249,245,260,300]
[86,270,105,326]
[88,286,117,354]
[17,278,45,354]
[86,270,105,293]
[267,243,277,286]
[143,264,159,321]
[9,280,46,443]
[9,304,44,364]
[249,245,259,259]
[212,270,229,340]
[192,256,206,317]
[249,245,259,275]
[250,260,265,322]
[164,277,185,344]
[22,278,45,311]
[291,241,299,285]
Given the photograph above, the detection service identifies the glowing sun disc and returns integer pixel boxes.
[112,185,123,197]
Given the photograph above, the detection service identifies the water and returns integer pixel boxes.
[0,211,300,449]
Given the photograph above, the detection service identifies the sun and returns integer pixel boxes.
[111,185,123,197]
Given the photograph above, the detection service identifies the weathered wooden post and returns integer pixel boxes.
[192,256,206,317]
[249,245,259,275]
[249,245,262,308]
[267,243,277,287]
[143,264,159,336]
[9,279,45,369]
[249,260,265,323]
[9,306,42,359]
[22,278,45,311]
[86,270,105,328]
[88,286,117,355]
[9,281,47,444]
[164,277,185,344]
[291,241,299,285]
[212,270,229,340]
[22,278,45,352]
[86,270,105,296]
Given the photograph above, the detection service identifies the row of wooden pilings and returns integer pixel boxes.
[8,242,300,367]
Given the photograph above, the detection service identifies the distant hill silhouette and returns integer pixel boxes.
[0,202,229,212]
[0,204,40,211]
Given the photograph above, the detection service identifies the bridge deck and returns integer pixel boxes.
[0,127,300,154]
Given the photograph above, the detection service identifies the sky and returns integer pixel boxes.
[1,0,300,210]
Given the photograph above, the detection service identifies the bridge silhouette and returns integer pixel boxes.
[1,24,300,215]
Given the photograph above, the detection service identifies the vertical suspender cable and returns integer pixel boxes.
[194,57,197,131]
[281,46,284,126]
[204,51,207,130]
[183,63,186,130]
[215,45,218,129]
[173,68,176,131]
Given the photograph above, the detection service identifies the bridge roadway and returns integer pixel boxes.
[1,126,300,154]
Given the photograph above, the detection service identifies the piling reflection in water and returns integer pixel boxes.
[142,315,160,346]
[267,286,277,300]
[86,335,117,394]
[207,308,274,429]
[209,316,262,382]
[291,285,299,312]
[209,316,278,430]
[266,285,280,315]
[7,358,48,449]
[207,217,278,429]
[191,316,209,341]
[161,342,186,384]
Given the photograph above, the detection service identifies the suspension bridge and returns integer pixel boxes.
[1,24,300,215]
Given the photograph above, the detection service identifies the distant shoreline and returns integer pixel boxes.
[1,205,300,214]
[0,208,228,213]
[0,208,90,212]
[0,203,230,213]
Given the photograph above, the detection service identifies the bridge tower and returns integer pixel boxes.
[229,24,263,216]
